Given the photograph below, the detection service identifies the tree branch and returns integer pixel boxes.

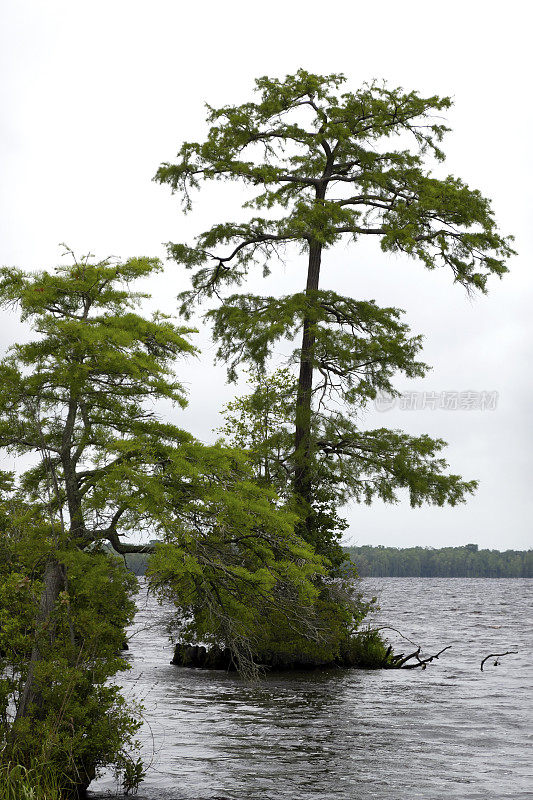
[480,650,518,671]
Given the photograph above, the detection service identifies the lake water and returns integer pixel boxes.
[89,578,532,800]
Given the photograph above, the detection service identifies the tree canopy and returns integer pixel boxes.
[0,249,197,551]
[157,71,511,297]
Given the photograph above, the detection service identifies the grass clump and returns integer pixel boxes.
[0,760,64,800]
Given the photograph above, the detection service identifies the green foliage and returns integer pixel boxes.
[138,426,376,672]
[252,582,378,669]
[208,291,428,390]
[217,369,477,570]
[145,449,333,674]
[121,756,146,796]
[149,540,377,673]
[219,370,478,508]
[0,248,197,547]
[340,628,395,669]
[217,369,345,567]
[0,252,200,791]
[0,488,141,793]
[0,760,63,800]
[345,545,533,578]
[314,418,477,508]
[216,368,296,489]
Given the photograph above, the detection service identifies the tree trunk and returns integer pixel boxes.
[15,558,67,721]
[293,238,322,532]
[61,397,88,545]
[62,457,86,544]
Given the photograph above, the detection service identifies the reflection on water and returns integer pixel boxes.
[89,578,532,800]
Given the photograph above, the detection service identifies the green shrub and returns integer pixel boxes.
[340,628,393,669]
[0,521,143,797]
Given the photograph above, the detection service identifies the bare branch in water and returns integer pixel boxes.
[480,650,518,672]
[400,645,452,669]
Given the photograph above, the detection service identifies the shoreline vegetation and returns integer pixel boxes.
[121,545,532,579]
[345,545,532,578]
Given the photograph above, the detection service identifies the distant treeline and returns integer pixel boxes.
[345,544,532,578]
[119,544,532,578]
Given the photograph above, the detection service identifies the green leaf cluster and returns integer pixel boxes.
[0,251,197,547]
[208,290,428,396]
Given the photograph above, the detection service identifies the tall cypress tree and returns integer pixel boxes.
[156,70,514,554]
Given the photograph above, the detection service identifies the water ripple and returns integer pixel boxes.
[89,578,532,800]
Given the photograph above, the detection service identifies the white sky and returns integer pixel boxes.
[1,0,531,550]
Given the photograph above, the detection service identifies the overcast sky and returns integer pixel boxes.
[1,0,531,550]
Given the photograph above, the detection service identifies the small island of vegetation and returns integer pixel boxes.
[0,70,515,798]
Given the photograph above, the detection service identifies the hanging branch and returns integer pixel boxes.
[372,625,420,649]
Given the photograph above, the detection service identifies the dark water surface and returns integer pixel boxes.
[89,578,532,799]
